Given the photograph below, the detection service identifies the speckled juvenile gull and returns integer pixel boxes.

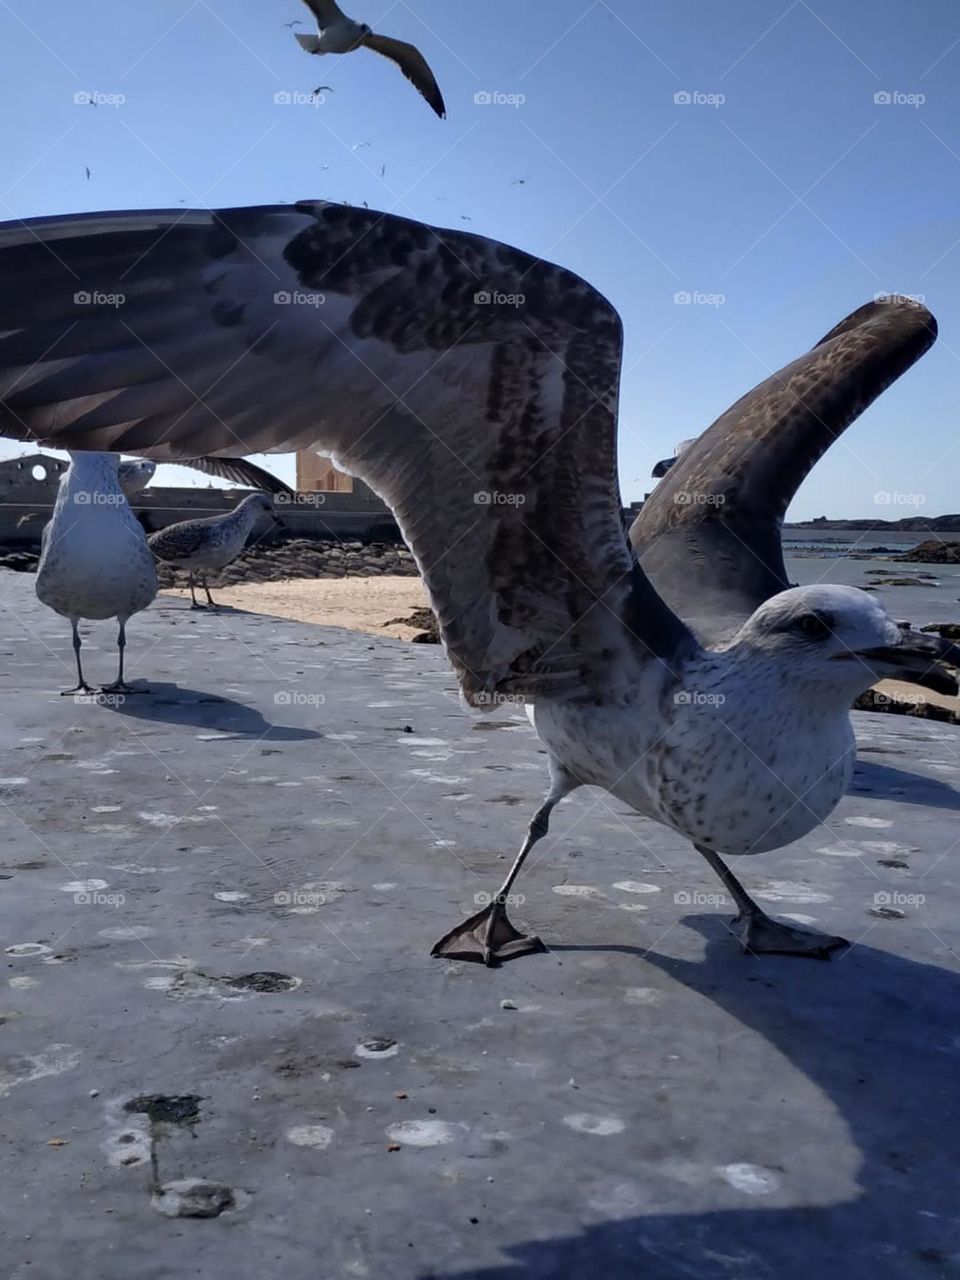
[147,492,279,608]
[35,451,157,693]
[0,204,952,961]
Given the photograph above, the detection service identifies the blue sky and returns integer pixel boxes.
[3,0,960,518]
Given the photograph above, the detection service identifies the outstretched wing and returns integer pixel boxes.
[629,298,937,645]
[363,33,446,119]
[0,202,693,704]
[178,456,294,496]
[299,0,347,29]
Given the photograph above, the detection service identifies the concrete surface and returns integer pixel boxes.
[1,569,959,1280]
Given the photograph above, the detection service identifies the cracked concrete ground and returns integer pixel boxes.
[1,569,959,1280]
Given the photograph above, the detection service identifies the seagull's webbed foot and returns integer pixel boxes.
[100,680,141,695]
[431,899,546,966]
[732,909,848,959]
[60,682,95,697]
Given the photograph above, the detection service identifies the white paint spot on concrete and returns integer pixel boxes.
[372,882,397,891]
[103,1113,151,1169]
[0,1044,80,1097]
[399,737,447,747]
[138,812,207,827]
[816,845,863,858]
[214,891,249,903]
[92,805,122,813]
[5,943,52,958]
[0,777,29,786]
[9,976,39,990]
[386,1119,457,1147]
[98,926,154,941]
[287,1124,334,1149]
[844,816,892,829]
[115,958,195,971]
[407,769,467,784]
[616,903,649,913]
[612,881,662,894]
[781,913,819,925]
[152,1179,249,1218]
[716,1163,780,1195]
[753,881,831,905]
[563,1113,626,1136]
[553,885,604,898]
[355,1038,399,1060]
[59,879,108,893]
[624,987,664,1006]
[326,733,359,742]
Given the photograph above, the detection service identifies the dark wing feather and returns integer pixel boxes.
[628,299,937,645]
[0,202,693,704]
[178,456,294,496]
[362,33,446,119]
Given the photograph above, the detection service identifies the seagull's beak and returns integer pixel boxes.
[848,629,959,696]
[651,456,677,479]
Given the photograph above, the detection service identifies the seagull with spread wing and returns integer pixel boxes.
[0,204,950,964]
[293,0,445,119]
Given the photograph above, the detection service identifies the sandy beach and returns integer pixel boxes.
[163,574,430,641]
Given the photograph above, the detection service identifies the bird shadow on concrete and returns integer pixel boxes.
[105,682,322,741]
[450,921,960,1280]
[850,760,960,810]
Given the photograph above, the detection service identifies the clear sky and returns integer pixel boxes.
[3,0,960,518]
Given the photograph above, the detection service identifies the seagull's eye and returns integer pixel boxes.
[796,613,832,639]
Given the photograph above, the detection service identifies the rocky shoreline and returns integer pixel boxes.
[0,535,419,587]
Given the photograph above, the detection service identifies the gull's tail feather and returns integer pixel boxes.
[295,33,323,53]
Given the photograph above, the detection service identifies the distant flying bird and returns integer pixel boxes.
[460,215,472,222]
[294,0,446,119]
[379,163,386,178]
[312,84,334,94]
[284,19,302,26]
[84,167,91,180]
[352,141,370,151]
[509,179,526,186]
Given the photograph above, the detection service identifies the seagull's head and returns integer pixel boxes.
[736,584,956,696]
[242,491,283,528]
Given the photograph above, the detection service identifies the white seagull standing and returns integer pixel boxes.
[35,452,158,694]
[294,0,446,119]
[0,204,950,963]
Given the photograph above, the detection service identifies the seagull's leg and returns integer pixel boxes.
[202,578,218,609]
[60,618,94,695]
[188,573,204,610]
[694,843,848,958]
[432,774,573,965]
[101,618,139,695]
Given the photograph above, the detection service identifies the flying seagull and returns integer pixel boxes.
[0,204,950,964]
[148,494,281,609]
[294,0,445,119]
[36,452,157,694]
